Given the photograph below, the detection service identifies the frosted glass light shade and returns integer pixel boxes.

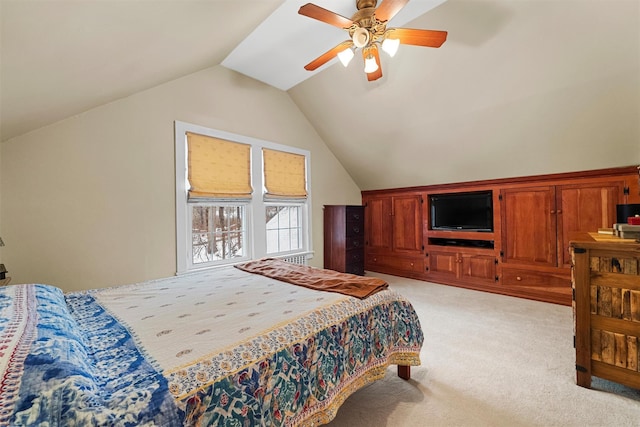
[364,55,378,73]
[337,48,354,67]
[381,37,400,57]
[352,27,370,48]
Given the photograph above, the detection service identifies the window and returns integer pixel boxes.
[175,121,312,274]
[265,205,303,254]
[262,148,307,256]
[191,204,247,264]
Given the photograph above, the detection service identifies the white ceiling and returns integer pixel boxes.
[1,0,638,190]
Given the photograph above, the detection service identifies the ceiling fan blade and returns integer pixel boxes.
[363,46,383,82]
[298,3,354,29]
[304,40,354,71]
[390,28,448,48]
[374,0,409,22]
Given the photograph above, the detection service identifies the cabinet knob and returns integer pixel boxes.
[557,209,562,214]
[410,262,414,267]
[516,276,522,281]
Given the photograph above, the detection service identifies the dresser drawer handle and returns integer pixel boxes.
[516,276,522,281]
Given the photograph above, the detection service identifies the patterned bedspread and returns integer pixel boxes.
[0,264,423,426]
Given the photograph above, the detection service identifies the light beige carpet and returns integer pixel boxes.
[327,273,640,426]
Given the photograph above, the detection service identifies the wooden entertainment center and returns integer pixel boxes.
[361,166,640,306]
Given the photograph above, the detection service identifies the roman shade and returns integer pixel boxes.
[186,132,252,200]
[263,148,307,199]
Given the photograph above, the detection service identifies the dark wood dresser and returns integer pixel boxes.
[324,205,365,275]
[570,232,640,389]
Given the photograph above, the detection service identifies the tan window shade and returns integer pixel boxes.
[186,132,252,200]
[263,149,308,199]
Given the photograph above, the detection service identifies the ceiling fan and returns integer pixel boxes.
[298,0,447,81]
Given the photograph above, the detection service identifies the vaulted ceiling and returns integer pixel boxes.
[2,0,638,190]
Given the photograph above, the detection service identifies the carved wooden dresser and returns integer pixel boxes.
[570,233,640,389]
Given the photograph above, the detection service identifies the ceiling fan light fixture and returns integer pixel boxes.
[298,0,448,81]
[363,54,378,73]
[381,37,400,57]
[352,27,370,48]
[337,47,355,67]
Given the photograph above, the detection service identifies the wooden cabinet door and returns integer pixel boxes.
[428,249,496,285]
[364,196,392,252]
[557,181,624,267]
[427,249,459,281]
[460,253,496,284]
[391,194,423,254]
[501,186,557,267]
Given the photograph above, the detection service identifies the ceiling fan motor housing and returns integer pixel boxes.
[351,7,376,28]
[356,0,377,9]
[350,3,387,47]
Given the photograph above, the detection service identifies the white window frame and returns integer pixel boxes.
[175,121,313,274]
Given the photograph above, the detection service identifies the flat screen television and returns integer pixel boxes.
[430,190,493,232]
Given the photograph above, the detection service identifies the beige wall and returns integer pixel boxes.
[0,66,361,292]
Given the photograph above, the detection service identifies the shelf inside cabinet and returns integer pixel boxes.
[428,237,495,250]
[427,230,495,241]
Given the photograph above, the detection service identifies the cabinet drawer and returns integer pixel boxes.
[368,255,424,273]
[501,268,570,288]
[345,263,365,276]
[345,248,364,264]
[346,222,364,237]
[346,207,364,223]
[346,237,364,250]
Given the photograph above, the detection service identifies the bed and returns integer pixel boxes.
[0,258,423,426]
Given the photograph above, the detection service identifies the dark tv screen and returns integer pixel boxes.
[430,191,493,231]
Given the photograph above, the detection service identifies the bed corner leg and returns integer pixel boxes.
[397,365,411,380]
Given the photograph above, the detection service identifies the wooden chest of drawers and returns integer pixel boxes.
[570,233,640,389]
[324,205,365,275]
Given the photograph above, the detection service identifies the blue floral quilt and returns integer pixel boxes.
[0,268,423,426]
